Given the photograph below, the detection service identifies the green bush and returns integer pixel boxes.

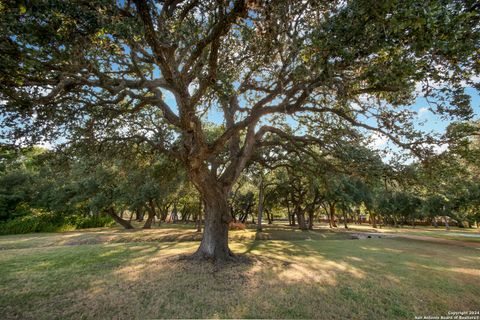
[64,215,115,229]
[0,207,114,235]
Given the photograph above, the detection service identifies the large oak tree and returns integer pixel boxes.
[1,0,478,260]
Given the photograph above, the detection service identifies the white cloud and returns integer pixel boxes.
[432,143,448,154]
[418,107,428,117]
[419,142,449,155]
[368,132,388,148]
[36,141,54,150]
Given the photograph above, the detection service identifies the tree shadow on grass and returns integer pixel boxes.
[1,234,480,319]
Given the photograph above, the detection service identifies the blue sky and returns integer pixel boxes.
[367,87,480,161]
[195,85,480,163]
[3,80,477,157]
[201,87,480,134]
[411,87,479,134]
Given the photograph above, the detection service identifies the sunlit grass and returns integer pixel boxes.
[0,225,479,319]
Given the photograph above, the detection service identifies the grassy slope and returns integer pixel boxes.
[0,226,479,319]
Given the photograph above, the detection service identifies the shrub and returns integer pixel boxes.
[65,215,115,229]
[0,206,114,235]
[0,208,58,234]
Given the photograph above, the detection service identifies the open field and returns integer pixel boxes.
[0,224,479,319]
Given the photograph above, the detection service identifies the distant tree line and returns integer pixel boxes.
[1,121,479,234]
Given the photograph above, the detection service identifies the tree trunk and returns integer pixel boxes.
[107,207,134,229]
[297,213,307,230]
[266,208,273,224]
[296,207,308,230]
[143,200,156,229]
[343,212,348,229]
[157,201,170,223]
[136,208,144,221]
[370,211,377,228]
[326,207,332,228]
[329,203,337,228]
[196,197,202,233]
[194,196,232,260]
[143,212,155,229]
[443,216,450,230]
[191,177,233,261]
[257,176,264,231]
[239,211,247,223]
[171,202,178,223]
[161,209,168,222]
[308,210,314,230]
[288,194,296,226]
[287,201,292,225]
[230,205,236,222]
[181,204,188,222]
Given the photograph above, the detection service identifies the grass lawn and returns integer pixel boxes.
[347,224,480,243]
[0,225,479,319]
